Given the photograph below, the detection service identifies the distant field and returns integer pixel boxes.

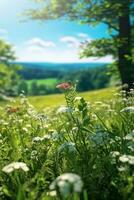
[0,87,117,110]
[26,78,58,87]
[28,87,116,110]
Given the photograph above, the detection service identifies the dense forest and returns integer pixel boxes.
[17,64,112,96]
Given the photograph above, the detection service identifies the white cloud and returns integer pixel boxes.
[81,55,114,63]
[60,34,93,48]
[27,38,56,49]
[16,36,113,63]
[60,36,80,48]
[78,33,92,43]
[17,45,114,63]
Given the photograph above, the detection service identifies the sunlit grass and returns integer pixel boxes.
[1,85,134,199]
[26,78,58,87]
[28,87,116,110]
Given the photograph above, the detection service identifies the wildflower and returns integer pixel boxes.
[119,155,129,163]
[43,134,51,140]
[57,106,72,114]
[32,135,51,143]
[56,82,72,90]
[7,107,20,114]
[22,127,28,133]
[47,191,57,197]
[111,151,120,157]
[118,166,127,172]
[124,130,134,141]
[2,162,29,174]
[33,136,43,142]
[119,155,134,165]
[127,156,134,165]
[49,173,83,197]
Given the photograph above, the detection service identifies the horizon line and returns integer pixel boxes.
[13,60,112,64]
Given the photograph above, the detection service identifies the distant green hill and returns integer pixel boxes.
[14,61,109,71]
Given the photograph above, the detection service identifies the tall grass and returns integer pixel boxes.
[0,87,134,200]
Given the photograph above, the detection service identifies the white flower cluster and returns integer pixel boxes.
[111,151,120,158]
[123,130,134,141]
[2,162,29,174]
[32,134,51,142]
[49,173,83,197]
[57,106,72,114]
[119,155,134,165]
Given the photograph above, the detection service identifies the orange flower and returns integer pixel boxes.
[7,107,20,114]
[56,82,72,90]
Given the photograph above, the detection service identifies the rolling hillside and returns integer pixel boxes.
[28,87,116,110]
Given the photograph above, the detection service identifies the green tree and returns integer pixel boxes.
[26,0,134,91]
[0,39,20,96]
[0,39,15,63]
[30,81,39,95]
[18,80,29,95]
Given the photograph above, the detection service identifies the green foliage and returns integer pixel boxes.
[0,63,20,97]
[17,66,111,96]
[0,39,20,97]
[64,66,111,92]
[0,39,15,63]
[27,78,58,87]
[25,0,134,89]
[17,79,59,96]
[18,80,29,95]
[80,38,118,58]
[26,0,133,26]
[0,86,134,199]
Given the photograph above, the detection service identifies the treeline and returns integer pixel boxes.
[17,80,60,96]
[17,66,111,96]
[65,66,110,92]
[18,67,63,80]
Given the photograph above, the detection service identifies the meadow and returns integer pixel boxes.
[0,85,134,200]
[28,87,116,110]
[26,78,58,88]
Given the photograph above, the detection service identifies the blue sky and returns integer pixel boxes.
[0,0,113,63]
